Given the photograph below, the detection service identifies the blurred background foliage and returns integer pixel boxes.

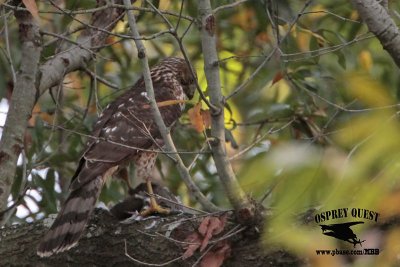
[1,0,400,265]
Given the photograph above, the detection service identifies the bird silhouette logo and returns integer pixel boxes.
[319,221,365,247]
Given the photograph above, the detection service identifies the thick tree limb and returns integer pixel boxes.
[0,209,301,266]
[0,4,41,217]
[198,0,254,222]
[123,0,219,212]
[38,0,127,95]
[351,0,400,68]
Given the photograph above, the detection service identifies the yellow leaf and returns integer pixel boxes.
[22,0,40,22]
[344,72,393,107]
[158,0,171,10]
[296,30,310,52]
[358,50,373,71]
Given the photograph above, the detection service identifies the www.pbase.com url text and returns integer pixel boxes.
[316,248,379,256]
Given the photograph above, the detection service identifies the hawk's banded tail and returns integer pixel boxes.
[37,165,117,257]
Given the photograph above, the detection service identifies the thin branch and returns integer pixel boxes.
[213,0,251,14]
[302,10,361,23]
[226,0,313,100]
[40,30,96,54]
[123,0,219,212]
[282,33,374,62]
[2,8,16,84]
[83,67,119,90]
[124,240,183,266]
[40,122,211,155]
[229,119,295,161]
[175,0,185,31]
[226,48,278,100]
[1,2,194,21]
[191,242,216,267]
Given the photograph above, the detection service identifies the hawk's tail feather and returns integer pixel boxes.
[37,175,105,257]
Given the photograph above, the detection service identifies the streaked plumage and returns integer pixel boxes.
[37,57,196,257]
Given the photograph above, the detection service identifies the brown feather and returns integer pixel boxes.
[37,57,196,257]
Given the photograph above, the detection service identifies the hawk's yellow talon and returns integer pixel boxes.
[139,180,170,216]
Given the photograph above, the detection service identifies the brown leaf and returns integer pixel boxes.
[182,232,202,260]
[201,109,211,129]
[188,103,204,132]
[271,71,283,86]
[22,0,40,21]
[200,241,231,267]
[181,214,229,260]
[198,214,228,251]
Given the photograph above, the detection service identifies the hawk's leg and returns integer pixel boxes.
[134,151,170,216]
[140,179,170,216]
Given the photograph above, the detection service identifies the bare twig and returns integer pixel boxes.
[2,8,16,84]
[83,67,119,90]
[302,10,361,23]
[124,240,183,266]
[229,119,295,161]
[123,0,219,212]
[1,2,194,21]
[226,0,313,100]
[41,122,211,155]
[226,48,278,100]
[191,242,216,267]
[213,0,251,14]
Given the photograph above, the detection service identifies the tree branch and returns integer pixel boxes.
[351,0,400,68]
[123,0,219,212]
[197,0,254,222]
[38,0,127,95]
[0,209,300,266]
[0,3,41,218]
[0,0,128,221]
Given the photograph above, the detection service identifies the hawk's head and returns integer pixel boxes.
[158,57,197,100]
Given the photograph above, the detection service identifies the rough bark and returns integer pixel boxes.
[351,0,400,68]
[0,2,41,215]
[0,209,301,267]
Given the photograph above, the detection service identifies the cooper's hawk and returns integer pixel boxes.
[37,57,196,257]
